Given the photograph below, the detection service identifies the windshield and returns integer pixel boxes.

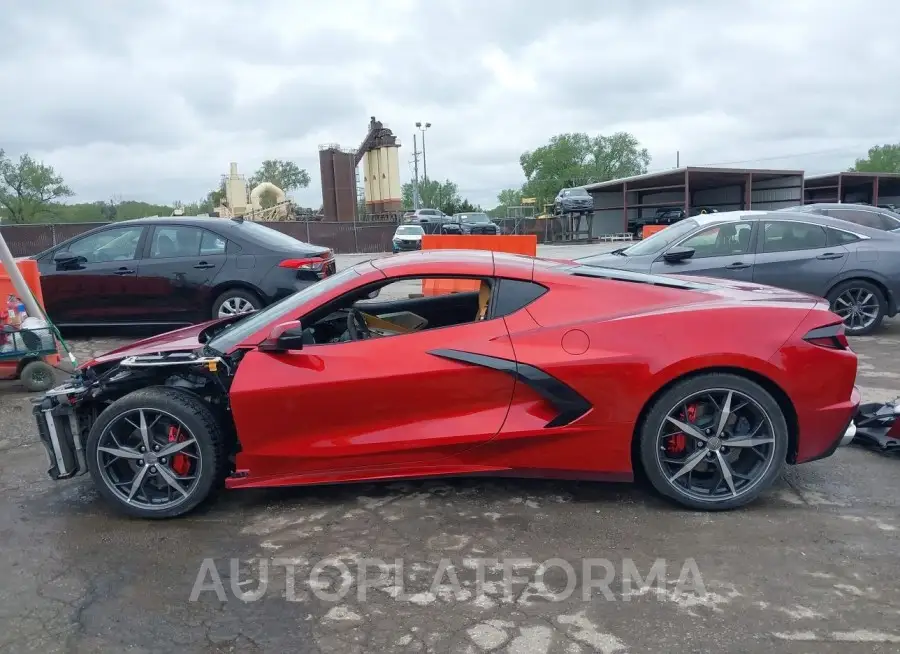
[236,220,318,250]
[620,219,700,256]
[457,213,490,223]
[566,188,589,196]
[395,225,424,235]
[207,267,360,353]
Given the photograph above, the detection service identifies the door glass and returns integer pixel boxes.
[828,209,886,230]
[200,230,227,255]
[150,226,204,258]
[67,227,143,263]
[679,222,752,259]
[761,222,827,253]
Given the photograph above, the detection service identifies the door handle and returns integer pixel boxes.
[193,262,216,269]
[726,262,751,269]
[816,252,845,260]
[114,267,136,275]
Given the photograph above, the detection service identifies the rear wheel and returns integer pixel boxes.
[827,280,885,336]
[639,373,788,511]
[212,288,262,319]
[86,387,229,519]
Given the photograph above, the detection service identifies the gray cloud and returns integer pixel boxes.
[0,0,898,209]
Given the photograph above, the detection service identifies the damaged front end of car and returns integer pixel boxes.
[33,349,242,481]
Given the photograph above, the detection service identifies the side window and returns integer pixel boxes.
[150,226,204,259]
[491,279,547,317]
[761,222,827,253]
[826,228,860,246]
[308,277,497,345]
[200,230,227,255]
[827,209,885,230]
[66,226,144,263]
[679,223,752,258]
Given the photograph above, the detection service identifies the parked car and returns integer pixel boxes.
[31,216,335,327]
[576,210,900,335]
[553,187,594,215]
[451,212,500,235]
[392,224,424,253]
[403,208,449,233]
[780,203,900,232]
[33,250,858,517]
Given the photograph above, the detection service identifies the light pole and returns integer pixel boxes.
[415,121,431,182]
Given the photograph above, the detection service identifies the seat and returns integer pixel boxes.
[476,280,491,320]
[155,234,177,257]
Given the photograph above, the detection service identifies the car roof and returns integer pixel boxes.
[119,215,241,228]
[691,210,769,225]
[797,202,884,211]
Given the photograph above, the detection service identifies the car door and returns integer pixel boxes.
[37,225,148,325]
[228,279,517,477]
[135,225,229,323]
[752,220,849,295]
[650,221,756,281]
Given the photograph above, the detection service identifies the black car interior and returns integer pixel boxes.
[299,278,493,345]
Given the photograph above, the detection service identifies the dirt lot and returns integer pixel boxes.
[1,246,899,653]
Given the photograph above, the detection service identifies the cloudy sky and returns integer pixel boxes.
[2,0,897,209]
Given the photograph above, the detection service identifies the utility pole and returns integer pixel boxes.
[676,151,680,168]
[411,134,421,210]
[416,121,431,182]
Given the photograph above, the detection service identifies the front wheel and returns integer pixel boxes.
[85,387,229,518]
[827,280,885,336]
[639,373,788,511]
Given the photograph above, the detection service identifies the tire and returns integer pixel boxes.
[639,373,788,511]
[212,288,263,320]
[826,280,885,336]
[20,360,55,392]
[86,387,229,519]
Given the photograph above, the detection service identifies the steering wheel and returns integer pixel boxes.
[347,308,372,341]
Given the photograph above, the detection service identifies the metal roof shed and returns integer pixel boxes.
[584,166,804,237]
[804,172,900,207]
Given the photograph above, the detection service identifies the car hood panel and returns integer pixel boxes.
[87,319,227,365]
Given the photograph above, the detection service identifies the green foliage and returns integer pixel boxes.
[518,132,650,208]
[401,178,482,215]
[489,188,524,217]
[0,149,74,223]
[850,143,900,174]
[248,159,311,192]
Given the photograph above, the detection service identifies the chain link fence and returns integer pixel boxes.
[0,219,402,257]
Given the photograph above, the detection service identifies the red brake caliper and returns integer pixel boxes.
[167,425,190,476]
[666,404,697,455]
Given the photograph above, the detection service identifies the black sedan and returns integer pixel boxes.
[31,216,335,327]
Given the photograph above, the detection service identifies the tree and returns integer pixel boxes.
[248,159,311,194]
[0,149,74,223]
[489,188,524,217]
[402,178,474,215]
[850,143,900,174]
[519,132,650,208]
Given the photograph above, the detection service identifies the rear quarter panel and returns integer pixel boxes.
[503,274,817,474]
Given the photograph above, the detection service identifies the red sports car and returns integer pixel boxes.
[33,250,860,518]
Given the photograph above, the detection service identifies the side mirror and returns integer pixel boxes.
[259,320,305,353]
[53,250,79,266]
[663,246,695,263]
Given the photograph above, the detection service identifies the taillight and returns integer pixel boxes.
[803,322,849,350]
[279,251,333,278]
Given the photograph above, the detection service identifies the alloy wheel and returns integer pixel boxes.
[95,408,202,511]
[218,296,256,317]
[832,288,879,332]
[656,389,777,502]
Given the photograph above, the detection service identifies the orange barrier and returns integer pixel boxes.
[420,234,538,296]
[0,259,58,378]
[641,224,666,238]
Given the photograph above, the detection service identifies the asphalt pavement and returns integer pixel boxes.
[1,243,899,653]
